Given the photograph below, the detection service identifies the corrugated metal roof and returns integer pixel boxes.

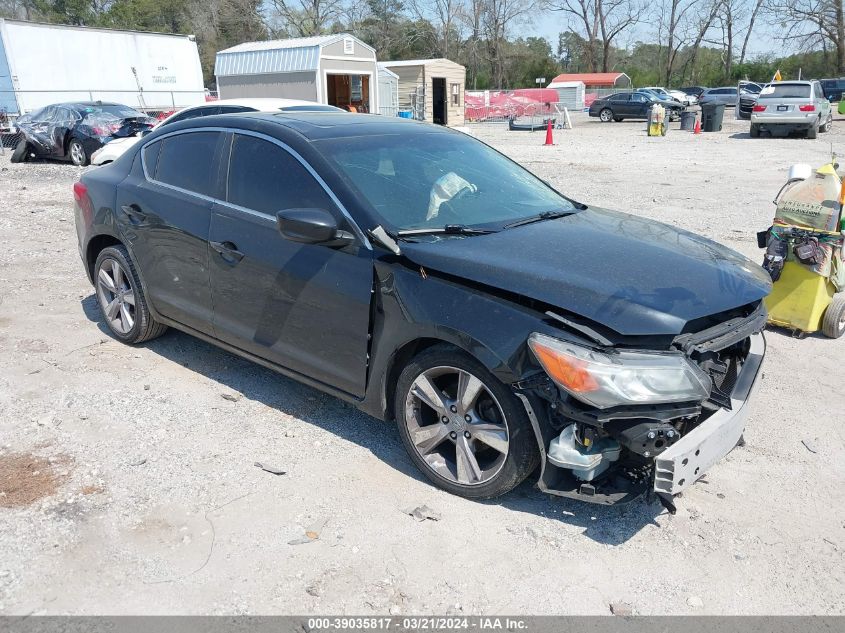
[218,34,345,55]
[216,45,320,76]
[381,58,463,69]
[548,72,631,87]
[215,33,375,77]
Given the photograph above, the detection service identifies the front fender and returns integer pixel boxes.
[360,259,565,420]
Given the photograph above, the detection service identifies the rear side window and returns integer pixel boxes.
[217,106,254,114]
[165,107,219,125]
[759,84,812,99]
[227,134,334,215]
[155,131,221,197]
[142,141,162,175]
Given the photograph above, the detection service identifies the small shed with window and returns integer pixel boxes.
[214,34,379,113]
[379,59,466,126]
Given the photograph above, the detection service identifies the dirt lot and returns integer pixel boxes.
[0,113,843,616]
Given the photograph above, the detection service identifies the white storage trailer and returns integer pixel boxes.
[0,19,206,115]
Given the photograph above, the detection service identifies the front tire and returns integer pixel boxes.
[599,108,613,122]
[822,294,845,338]
[68,139,89,166]
[94,245,167,344]
[394,346,539,499]
[10,139,31,163]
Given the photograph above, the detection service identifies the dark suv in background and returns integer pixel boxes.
[73,112,769,512]
[820,78,845,102]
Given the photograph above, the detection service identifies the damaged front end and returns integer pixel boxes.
[516,301,767,512]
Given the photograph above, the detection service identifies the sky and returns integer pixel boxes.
[529,10,781,61]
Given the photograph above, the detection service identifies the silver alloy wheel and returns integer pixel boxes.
[70,142,85,165]
[96,258,136,335]
[404,366,509,486]
[600,109,612,122]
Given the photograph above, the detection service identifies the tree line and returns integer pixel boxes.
[1,0,843,89]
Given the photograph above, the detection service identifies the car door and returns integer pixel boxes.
[814,82,830,119]
[26,106,57,155]
[609,93,631,116]
[208,131,373,397]
[50,106,78,159]
[114,130,226,334]
[630,93,651,117]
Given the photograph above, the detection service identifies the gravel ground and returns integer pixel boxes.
[0,113,843,616]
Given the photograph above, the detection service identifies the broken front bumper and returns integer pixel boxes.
[653,332,766,496]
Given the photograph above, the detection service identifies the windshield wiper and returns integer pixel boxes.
[396,224,498,237]
[504,209,576,229]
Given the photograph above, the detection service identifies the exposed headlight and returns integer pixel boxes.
[528,333,711,409]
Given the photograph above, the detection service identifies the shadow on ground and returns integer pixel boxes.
[81,293,667,544]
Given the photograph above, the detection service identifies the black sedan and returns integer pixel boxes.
[12,102,155,166]
[588,91,684,122]
[74,112,769,510]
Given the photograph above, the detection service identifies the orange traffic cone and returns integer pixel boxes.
[693,118,702,134]
[544,119,554,145]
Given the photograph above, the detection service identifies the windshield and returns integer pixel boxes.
[759,84,811,99]
[318,132,577,232]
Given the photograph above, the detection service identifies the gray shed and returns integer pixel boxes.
[377,64,399,117]
[546,80,585,111]
[215,33,379,113]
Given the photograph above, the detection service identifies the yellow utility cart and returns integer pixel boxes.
[760,163,845,338]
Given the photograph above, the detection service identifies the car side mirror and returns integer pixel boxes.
[276,208,354,246]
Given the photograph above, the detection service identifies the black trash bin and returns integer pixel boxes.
[701,103,726,132]
[680,110,697,131]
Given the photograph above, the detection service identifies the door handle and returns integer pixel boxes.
[121,204,148,225]
[210,240,245,264]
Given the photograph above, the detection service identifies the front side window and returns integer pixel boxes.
[610,94,630,102]
[319,131,577,232]
[154,131,221,197]
[227,134,334,215]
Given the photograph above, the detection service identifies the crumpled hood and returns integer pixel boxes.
[399,207,772,336]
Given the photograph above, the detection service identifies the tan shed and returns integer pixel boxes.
[380,58,466,126]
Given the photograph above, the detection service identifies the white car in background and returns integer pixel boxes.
[642,86,697,106]
[91,98,342,165]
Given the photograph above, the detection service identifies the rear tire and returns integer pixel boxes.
[94,245,167,344]
[750,123,760,138]
[807,120,818,139]
[821,294,845,338]
[613,116,623,122]
[820,112,833,132]
[394,345,539,499]
[68,139,89,166]
[599,108,613,122]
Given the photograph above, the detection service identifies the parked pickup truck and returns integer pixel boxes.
[750,80,832,138]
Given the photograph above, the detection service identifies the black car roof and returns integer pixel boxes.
[171,111,452,141]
